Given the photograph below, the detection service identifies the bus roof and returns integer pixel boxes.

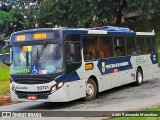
[90,26,132,32]
[11,26,155,38]
[62,26,155,36]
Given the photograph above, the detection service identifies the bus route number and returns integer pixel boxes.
[16,35,26,41]
[37,86,49,91]
[34,33,47,39]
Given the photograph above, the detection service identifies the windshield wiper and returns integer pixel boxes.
[37,44,48,59]
[25,48,31,74]
[36,43,48,65]
[26,49,29,67]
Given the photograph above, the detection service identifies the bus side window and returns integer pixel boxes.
[136,37,145,55]
[145,37,152,54]
[113,36,126,57]
[66,42,81,75]
[152,37,156,53]
[126,37,137,56]
[83,36,99,61]
[65,34,82,75]
[66,42,81,63]
[99,36,114,58]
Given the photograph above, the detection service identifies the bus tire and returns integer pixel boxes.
[134,68,143,86]
[84,78,97,101]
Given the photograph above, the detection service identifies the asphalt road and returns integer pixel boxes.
[0,68,160,120]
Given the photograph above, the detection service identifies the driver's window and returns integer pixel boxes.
[66,42,81,75]
[66,42,81,63]
[65,34,82,75]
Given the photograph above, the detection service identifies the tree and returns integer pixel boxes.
[38,0,160,28]
[0,10,14,38]
[124,0,160,31]
[1,0,160,39]
[38,0,117,28]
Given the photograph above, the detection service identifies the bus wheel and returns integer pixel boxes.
[134,68,143,86]
[84,78,97,101]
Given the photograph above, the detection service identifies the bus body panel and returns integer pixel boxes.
[68,79,87,101]
[7,26,158,102]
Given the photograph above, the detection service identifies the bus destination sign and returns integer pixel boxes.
[16,35,26,41]
[12,30,59,42]
[34,33,47,40]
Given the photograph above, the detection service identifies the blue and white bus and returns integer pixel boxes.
[2,26,158,102]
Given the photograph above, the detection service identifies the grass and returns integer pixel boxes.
[110,117,160,120]
[0,80,10,95]
[108,107,160,120]
[109,116,160,120]
[0,63,10,95]
[0,63,9,81]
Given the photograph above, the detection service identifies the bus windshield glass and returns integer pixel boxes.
[11,43,63,75]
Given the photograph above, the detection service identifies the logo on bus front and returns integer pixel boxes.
[102,62,106,73]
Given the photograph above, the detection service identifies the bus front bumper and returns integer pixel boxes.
[10,82,70,102]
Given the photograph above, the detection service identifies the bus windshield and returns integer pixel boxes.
[11,43,63,75]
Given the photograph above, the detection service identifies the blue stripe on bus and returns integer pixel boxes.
[62,29,136,38]
[66,71,80,82]
[55,72,66,83]
[97,57,133,75]
[55,71,80,83]
[62,30,88,37]
[107,31,136,36]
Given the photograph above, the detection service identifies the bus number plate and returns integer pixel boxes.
[37,86,49,91]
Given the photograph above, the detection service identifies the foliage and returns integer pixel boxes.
[37,0,160,28]
[127,0,160,12]
[38,0,116,28]
[0,10,14,30]
[0,0,160,38]
[0,0,42,38]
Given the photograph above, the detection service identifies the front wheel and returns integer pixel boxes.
[134,68,143,86]
[83,78,97,101]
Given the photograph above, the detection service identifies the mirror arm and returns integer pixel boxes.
[2,44,12,66]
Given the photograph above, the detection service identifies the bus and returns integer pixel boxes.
[2,26,158,102]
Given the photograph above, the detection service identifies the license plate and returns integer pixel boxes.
[27,95,37,100]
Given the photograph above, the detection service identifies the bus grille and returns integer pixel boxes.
[15,91,50,99]
[13,77,52,84]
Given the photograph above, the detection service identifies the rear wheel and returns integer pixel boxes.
[84,78,97,101]
[134,68,143,86]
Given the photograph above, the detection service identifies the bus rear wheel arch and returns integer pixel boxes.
[134,68,143,86]
[84,78,98,101]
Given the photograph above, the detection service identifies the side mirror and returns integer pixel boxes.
[2,44,12,66]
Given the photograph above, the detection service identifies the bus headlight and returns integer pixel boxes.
[51,81,64,94]
[10,83,16,93]
[57,81,64,88]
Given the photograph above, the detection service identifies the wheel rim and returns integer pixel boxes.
[86,83,94,97]
[138,72,142,83]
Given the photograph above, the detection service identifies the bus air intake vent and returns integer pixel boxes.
[13,77,52,84]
